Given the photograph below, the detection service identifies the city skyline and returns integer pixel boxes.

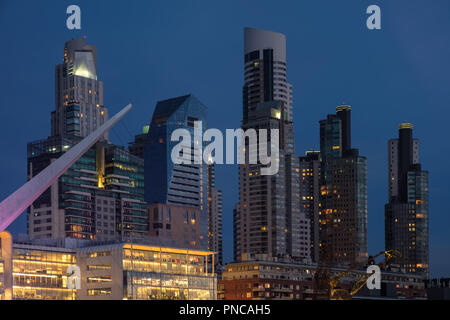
[1,1,449,277]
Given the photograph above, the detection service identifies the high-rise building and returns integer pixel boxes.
[52,38,109,139]
[26,39,147,242]
[298,151,321,263]
[385,123,429,276]
[242,28,293,125]
[27,139,147,240]
[0,232,217,300]
[144,94,208,250]
[234,28,310,262]
[128,125,149,159]
[318,105,368,266]
[207,163,223,266]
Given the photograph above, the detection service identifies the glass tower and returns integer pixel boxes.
[144,94,208,250]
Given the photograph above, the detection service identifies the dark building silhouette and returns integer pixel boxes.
[128,125,149,159]
[385,123,429,276]
[298,151,321,263]
[318,105,368,266]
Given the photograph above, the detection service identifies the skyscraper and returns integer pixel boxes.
[52,38,109,139]
[27,139,147,240]
[144,94,208,250]
[128,125,149,159]
[385,123,429,276]
[242,28,293,126]
[318,105,368,266]
[27,39,147,241]
[234,28,310,262]
[298,151,321,263]
[207,163,223,266]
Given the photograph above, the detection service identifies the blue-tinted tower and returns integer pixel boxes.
[144,94,208,249]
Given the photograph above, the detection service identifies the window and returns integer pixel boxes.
[89,251,111,258]
[87,288,112,296]
[87,264,112,271]
[87,276,112,283]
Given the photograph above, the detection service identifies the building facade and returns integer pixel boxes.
[147,203,201,250]
[52,38,108,139]
[0,232,216,300]
[234,28,310,263]
[26,38,146,242]
[298,151,321,263]
[128,125,149,159]
[207,163,223,267]
[385,123,429,276]
[27,139,147,241]
[77,243,216,300]
[144,94,208,250]
[318,105,368,266]
[219,255,426,300]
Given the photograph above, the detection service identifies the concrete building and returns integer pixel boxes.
[0,232,216,300]
[52,38,108,139]
[235,28,310,263]
[385,124,429,276]
[147,203,201,250]
[318,105,368,266]
[77,243,216,300]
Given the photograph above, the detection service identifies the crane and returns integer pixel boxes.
[329,250,402,300]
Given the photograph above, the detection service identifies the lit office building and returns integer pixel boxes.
[385,123,429,276]
[318,105,368,266]
[0,232,217,300]
[27,139,147,241]
[144,94,208,250]
[77,243,216,300]
[27,38,147,241]
[52,38,108,139]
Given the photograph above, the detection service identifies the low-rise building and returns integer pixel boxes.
[219,254,426,300]
[0,232,216,300]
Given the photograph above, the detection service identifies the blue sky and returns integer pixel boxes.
[1,0,449,276]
